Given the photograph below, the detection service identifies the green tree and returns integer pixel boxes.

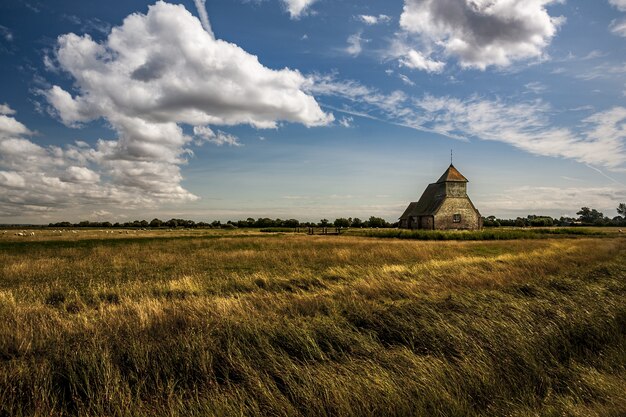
[368,216,388,228]
[333,218,350,228]
[351,218,363,228]
[577,207,604,224]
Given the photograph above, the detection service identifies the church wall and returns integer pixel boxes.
[434,197,481,230]
[446,182,467,197]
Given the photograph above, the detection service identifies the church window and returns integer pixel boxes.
[453,214,461,223]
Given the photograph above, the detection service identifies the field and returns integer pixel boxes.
[1,229,625,416]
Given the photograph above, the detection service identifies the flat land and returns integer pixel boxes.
[1,229,625,416]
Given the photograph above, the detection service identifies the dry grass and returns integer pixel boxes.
[0,230,625,416]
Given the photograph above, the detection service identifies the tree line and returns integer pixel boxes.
[47,216,392,229]
[483,205,626,228]
[47,205,626,229]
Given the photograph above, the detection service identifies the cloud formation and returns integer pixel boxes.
[345,32,365,57]
[400,49,445,73]
[0,108,158,217]
[357,15,391,25]
[480,186,626,216]
[609,0,626,11]
[399,0,564,70]
[310,75,626,169]
[611,19,626,37]
[0,1,332,217]
[282,0,317,19]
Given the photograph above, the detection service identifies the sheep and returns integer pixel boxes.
[30,232,35,236]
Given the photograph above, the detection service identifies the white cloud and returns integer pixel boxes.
[33,1,331,215]
[193,126,242,147]
[399,0,564,70]
[524,81,548,94]
[609,0,626,11]
[346,32,365,57]
[357,14,391,25]
[310,75,626,170]
[282,0,317,19]
[0,114,33,137]
[480,186,626,217]
[399,49,445,73]
[0,103,15,115]
[0,110,162,217]
[398,74,415,86]
[413,96,626,168]
[338,116,353,127]
[610,19,626,37]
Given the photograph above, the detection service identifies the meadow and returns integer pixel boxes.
[0,229,625,416]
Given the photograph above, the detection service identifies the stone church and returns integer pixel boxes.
[399,164,482,230]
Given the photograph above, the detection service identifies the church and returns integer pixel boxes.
[399,164,482,230]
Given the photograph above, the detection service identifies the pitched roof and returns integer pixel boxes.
[436,164,468,183]
[399,182,446,219]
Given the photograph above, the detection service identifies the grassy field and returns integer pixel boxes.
[1,229,625,416]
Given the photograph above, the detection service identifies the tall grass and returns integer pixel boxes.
[347,227,604,240]
[0,231,625,416]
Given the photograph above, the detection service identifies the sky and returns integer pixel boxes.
[0,0,626,223]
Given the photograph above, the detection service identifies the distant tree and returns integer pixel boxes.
[368,216,388,228]
[617,203,626,218]
[333,218,350,228]
[483,216,500,227]
[514,217,527,227]
[284,219,300,228]
[577,207,604,224]
[254,218,273,228]
[211,220,222,228]
[529,217,554,227]
[318,219,330,227]
[101,222,112,228]
[351,218,363,228]
[149,218,163,228]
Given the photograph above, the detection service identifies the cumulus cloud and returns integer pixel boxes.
[1,1,332,218]
[399,0,564,70]
[27,1,331,216]
[0,109,158,217]
[282,0,317,19]
[357,14,391,25]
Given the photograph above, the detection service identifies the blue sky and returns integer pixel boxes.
[0,0,625,223]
